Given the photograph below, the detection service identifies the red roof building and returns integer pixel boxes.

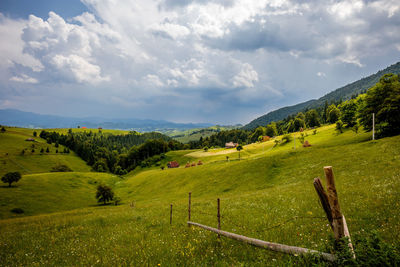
[167,161,180,168]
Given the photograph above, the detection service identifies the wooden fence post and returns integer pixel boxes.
[188,192,191,227]
[313,178,333,230]
[217,198,221,238]
[324,166,344,240]
[170,204,173,225]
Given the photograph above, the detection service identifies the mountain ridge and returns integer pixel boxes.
[243,61,400,130]
[0,109,212,132]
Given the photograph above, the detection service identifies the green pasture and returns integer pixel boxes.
[0,124,399,265]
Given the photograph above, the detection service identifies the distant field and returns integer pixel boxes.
[166,125,240,143]
[0,125,399,265]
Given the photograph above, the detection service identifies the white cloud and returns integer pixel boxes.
[0,14,43,72]
[51,54,109,83]
[232,63,258,88]
[10,74,38,84]
[1,0,400,123]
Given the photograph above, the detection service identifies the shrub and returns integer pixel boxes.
[50,164,72,172]
[10,208,24,214]
[281,134,293,144]
[336,120,344,133]
[273,139,280,147]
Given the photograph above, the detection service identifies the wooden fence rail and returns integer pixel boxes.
[188,221,337,262]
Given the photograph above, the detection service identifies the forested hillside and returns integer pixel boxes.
[244,61,400,130]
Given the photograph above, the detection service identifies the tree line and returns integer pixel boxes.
[39,130,184,174]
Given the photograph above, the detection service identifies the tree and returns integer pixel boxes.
[250,126,265,143]
[2,172,22,187]
[305,109,321,128]
[236,145,243,160]
[96,184,114,205]
[322,100,329,123]
[93,159,109,172]
[340,99,358,127]
[33,131,37,137]
[327,104,341,124]
[1,127,5,133]
[265,122,278,137]
[40,148,44,153]
[359,73,400,137]
[46,147,50,153]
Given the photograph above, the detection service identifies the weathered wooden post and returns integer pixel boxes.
[188,192,191,226]
[170,204,173,225]
[324,166,344,240]
[313,178,333,230]
[314,166,355,258]
[217,198,221,238]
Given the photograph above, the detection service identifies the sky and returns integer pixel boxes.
[0,0,399,125]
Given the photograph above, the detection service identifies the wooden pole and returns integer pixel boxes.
[313,178,333,230]
[188,221,336,262]
[324,166,344,240]
[170,204,173,225]
[343,215,356,259]
[372,113,375,140]
[217,198,221,238]
[188,192,191,226]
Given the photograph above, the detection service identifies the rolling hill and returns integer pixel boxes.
[244,61,400,130]
[1,125,399,265]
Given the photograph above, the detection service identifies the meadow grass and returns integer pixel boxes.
[0,125,399,265]
[0,126,91,177]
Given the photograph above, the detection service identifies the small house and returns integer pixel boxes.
[225,142,238,149]
[167,161,180,168]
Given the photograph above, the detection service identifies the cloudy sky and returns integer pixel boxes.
[0,0,399,124]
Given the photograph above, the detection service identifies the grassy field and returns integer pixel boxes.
[0,126,91,177]
[0,125,399,265]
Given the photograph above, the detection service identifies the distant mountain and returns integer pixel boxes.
[243,61,400,130]
[0,109,212,132]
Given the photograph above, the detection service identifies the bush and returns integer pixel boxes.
[50,164,72,172]
[336,120,344,133]
[281,134,293,144]
[10,208,24,214]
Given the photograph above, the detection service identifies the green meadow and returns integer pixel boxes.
[0,125,399,265]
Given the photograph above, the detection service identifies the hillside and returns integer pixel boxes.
[0,127,91,177]
[166,125,241,143]
[1,126,399,265]
[244,61,400,129]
